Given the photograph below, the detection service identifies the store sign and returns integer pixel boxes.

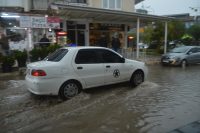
[20,16,61,29]
[47,17,61,29]
[31,17,47,28]
[20,16,31,28]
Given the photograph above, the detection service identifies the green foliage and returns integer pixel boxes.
[1,55,15,66]
[168,21,185,41]
[187,24,200,41]
[47,44,62,53]
[0,53,2,63]
[151,22,164,43]
[142,25,154,44]
[181,34,193,45]
[29,44,61,62]
[29,48,41,62]
[13,50,28,67]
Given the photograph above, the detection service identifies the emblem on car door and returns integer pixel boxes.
[113,69,120,78]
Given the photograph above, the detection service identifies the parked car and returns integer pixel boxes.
[161,46,200,66]
[26,47,148,99]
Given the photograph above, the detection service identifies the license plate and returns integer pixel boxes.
[162,60,169,63]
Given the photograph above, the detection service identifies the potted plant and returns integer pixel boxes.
[1,55,15,72]
[29,48,41,62]
[13,50,27,67]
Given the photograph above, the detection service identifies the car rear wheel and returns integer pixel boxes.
[130,70,144,87]
[59,81,80,100]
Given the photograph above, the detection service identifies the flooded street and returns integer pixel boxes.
[0,65,200,133]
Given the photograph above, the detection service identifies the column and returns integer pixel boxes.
[124,24,128,49]
[136,18,140,59]
[27,28,32,62]
[85,22,90,46]
[164,21,168,54]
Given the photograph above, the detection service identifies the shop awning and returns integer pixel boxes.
[50,3,180,23]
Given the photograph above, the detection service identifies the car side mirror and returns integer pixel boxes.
[187,52,193,55]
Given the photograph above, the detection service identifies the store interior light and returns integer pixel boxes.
[128,36,134,40]
[2,13,8,16]
[1,15,20,18]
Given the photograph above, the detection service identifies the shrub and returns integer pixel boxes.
[13,50,27,67]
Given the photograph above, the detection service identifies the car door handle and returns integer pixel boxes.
[77,67,83,70]
[106,65,111,68]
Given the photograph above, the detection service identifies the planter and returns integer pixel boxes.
[1,63,12,73]
[1,55,15,73]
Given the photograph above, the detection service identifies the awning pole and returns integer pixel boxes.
[124,24,128,49]
[164,21,168,54]
[27,28,32,63]
[136,18,140,59]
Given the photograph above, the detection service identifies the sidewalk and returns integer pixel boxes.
[0,67,26,77]
[168,120,200,133]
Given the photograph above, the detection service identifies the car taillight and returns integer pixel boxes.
[31,70,47,76]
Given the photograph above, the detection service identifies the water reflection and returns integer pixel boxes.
[0,65,200,133]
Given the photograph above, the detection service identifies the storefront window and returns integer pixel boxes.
[89,23,125,48]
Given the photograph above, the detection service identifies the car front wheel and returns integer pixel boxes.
[181,60,187,67]
[130,70,144,87]
[59,81,80,100]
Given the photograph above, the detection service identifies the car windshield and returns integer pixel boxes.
[170,47,190,53]
[44,49,68,62]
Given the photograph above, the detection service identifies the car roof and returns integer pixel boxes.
[62,46,112,50]
[176,46,200,49]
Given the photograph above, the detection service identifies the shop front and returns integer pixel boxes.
[89,23,125,48]
[51,3,173,57]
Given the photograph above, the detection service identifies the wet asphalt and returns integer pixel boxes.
[0,65,200,133]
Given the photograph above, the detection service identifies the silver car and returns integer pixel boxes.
[161,46,200,66]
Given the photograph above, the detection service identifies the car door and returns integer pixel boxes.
[100,49,130,85]
[187,48,200,64]
[72,49,104,88]
[195,47,200,63]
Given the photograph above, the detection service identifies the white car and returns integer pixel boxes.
[26,47,148,99]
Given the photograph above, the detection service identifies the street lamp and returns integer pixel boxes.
[189,7,200,22]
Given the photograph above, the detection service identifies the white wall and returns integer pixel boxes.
[0,0,31,12]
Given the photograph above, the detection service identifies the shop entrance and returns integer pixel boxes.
[67,21,86,46]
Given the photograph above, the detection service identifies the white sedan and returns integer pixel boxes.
[26,47,148,99]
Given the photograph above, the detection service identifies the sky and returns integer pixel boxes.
[135,0,200,16]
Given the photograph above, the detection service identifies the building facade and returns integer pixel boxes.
[1,0,171,56]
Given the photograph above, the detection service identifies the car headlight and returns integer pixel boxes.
[170,56,180,61]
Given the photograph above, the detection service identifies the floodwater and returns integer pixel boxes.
[0,65,200,133]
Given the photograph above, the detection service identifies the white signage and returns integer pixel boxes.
[31,17,47,28]
[20,16,31,28]
[20,16,61,29]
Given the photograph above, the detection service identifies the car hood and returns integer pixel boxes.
[162,52,185,58]
[126,59,145,66]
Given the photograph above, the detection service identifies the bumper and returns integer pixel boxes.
[161,58,181,66]
[25,76,60,95]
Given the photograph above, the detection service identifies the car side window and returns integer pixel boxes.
[189,48,199,53]
[101,49,122,63]
[196,48,200,53]
[75,49,101,64]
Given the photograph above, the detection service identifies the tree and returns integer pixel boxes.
[187,24,200,41]
[168,21,185,41]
